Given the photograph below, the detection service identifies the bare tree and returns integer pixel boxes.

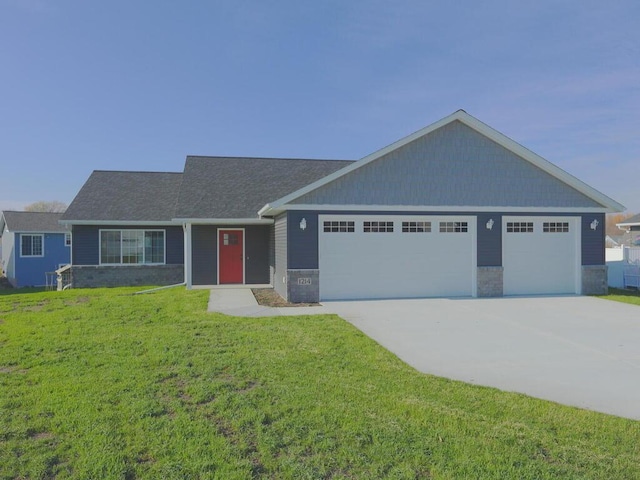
[605,213,636,236]
[24,201,68,213]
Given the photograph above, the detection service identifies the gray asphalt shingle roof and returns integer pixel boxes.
[62,158,354,222]
[618,213,640,226]
[2,211,68,232]
[62,171,183,222]
[173,156,353,219]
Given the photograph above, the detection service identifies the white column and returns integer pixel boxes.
[184,223,192,289]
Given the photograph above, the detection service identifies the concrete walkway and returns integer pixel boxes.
[207,288,331,317]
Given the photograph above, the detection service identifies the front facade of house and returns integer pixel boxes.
[0,211,71,287]
[61,111,624,301]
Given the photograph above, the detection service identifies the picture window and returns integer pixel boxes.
[100,229,165,265]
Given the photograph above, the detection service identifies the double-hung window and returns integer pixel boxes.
[100,229,165,265]
[21,234,44,257]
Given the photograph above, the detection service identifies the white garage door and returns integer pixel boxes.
[318,215,476,300]
[503,216,581,295]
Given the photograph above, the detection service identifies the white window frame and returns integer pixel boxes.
[20,234,44,257]
[99,229,166,265]
[65,232,72,247]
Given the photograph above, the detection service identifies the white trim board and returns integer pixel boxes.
[258,110,624,216]
[280,204,612,214]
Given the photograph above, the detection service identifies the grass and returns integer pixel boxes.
[0,288,638,479]
[598,287,640,306]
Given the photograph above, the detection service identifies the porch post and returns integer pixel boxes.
[184,223,192,289]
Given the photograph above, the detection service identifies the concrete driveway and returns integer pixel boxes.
[323,296,640,420]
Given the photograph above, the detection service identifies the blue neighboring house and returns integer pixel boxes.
[0,211,71,287]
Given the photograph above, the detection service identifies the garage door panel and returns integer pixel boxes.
[503,216,579,295]
[319,215,475,300]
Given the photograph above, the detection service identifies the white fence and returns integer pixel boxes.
[606,246,640,288]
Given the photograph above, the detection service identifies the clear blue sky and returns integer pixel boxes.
[1,1,638,213]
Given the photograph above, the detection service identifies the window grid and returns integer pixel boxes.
[506,222,534,233]
[364,221,394,233]
[65,232,72,246]
[100,230,165,264]
[323,221,354,233]
[21,234,44,257]
[543,222,569,233]
[402,221,431,233]
[439,222,468,233]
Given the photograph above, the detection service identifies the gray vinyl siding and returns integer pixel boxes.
[268,225,276,283]
[287,211,319,269]
[274,214,288,299]
[293,121,601,209]
[581,213,605,265]
[72,225,184,266]
[191,225,270,286]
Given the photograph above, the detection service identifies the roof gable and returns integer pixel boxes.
[173,157,353,220]
[259,110,624,215]
[1,211,68,233]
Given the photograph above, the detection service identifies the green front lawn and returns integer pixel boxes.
[1,288,638,479]
[598,287,640,306]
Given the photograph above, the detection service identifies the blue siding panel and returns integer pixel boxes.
[581,213,605,265]
[73,225,99,265]
[477,214,502,266]
[15,232,70,287]
[287,211,319,269]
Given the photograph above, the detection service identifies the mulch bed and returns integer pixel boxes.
[252,288,319,307]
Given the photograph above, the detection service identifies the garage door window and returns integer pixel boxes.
[323,221,354,233]
[439,222,468,233]
[402,221,431,233]
[506,222,533,233]
[364,221,394,233]
[543,222,569,233]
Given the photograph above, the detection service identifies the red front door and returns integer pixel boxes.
[218,230,244,284]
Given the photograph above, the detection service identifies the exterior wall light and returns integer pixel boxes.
[300,218,307,231]
[590,219,599,231]
[486,219,494,230]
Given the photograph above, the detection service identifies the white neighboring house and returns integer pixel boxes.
[607,214,640,288]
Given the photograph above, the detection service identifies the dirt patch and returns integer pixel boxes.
[0,366,28,374]
[252,288,319,307]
